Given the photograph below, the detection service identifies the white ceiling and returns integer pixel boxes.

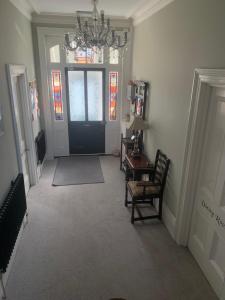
[30,0,147,18]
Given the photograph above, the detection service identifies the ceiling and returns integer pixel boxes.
[30,0,147,18]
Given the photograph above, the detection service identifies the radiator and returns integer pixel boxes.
[0,174,27,274]
[35,130,46,165]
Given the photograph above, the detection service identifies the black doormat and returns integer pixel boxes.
[52,156,104,186]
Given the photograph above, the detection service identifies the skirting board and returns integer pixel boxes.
[162,203,176,240]
[0,213,28,298]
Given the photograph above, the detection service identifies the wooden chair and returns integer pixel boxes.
[125,150,170,224]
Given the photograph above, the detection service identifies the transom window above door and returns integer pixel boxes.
[66,47,119,65]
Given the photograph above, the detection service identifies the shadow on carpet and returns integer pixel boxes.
[52,156,104,186]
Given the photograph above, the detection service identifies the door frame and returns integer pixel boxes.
[176,68,225,246]
[37,27,128,157]
[6,64,38,186]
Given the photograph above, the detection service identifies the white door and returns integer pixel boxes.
[12,76,30,194]
[188,87,225,299]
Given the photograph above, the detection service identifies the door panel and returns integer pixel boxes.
[13,77,30,194]
[189,87,225,299]
[68,123,105,154]
[87,71,103,121]
[68,70,85,121]
[66,68,105,154]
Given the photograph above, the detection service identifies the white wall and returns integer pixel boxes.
[132,0,225,237]
[0,0,39,205]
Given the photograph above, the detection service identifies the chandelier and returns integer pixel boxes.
[64,0,128,51]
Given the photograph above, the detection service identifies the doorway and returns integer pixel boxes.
[176,69,225,300]
[7,64,38,194]
[66,68,105,154]
[188,86,225,299]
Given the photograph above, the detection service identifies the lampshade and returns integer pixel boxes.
[128,117,148,131]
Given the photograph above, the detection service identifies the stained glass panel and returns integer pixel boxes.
[66,47,103,64]
[109,72,118,121]
[51,70,63,121]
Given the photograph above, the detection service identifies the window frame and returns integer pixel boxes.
[65,67,106,124]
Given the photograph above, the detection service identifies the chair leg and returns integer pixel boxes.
[131,200,135,224]
[125,182,128,207]
[159,196,163,220]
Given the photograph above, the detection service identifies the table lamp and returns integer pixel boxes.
[128,117,148,158]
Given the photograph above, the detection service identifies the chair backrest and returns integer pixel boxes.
[153,149,170,194]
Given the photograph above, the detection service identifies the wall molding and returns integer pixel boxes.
[9,0,37,20]
[131,0,175,26]
[9,0,173,25]
[32,13,132,28]
[27,0,40,14]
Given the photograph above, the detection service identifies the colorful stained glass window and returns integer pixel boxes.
[66,47,103,64]
[51,70,63,121]
[109,48,119,64]
[109,72,118,121]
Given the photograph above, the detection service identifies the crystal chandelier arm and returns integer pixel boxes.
[100,10,104,25]
[77,14,82,30]
[106,30,116,47]
[64,33,79,51]
[65,0,128,50]
[113,32,128,48]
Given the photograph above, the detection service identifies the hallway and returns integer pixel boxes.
[5,157,217,300]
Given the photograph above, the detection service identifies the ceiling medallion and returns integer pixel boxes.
[64,0,128,52]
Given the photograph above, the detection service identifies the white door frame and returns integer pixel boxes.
[7,64,38,186]
[36,27,125,158]
[176,68,225,246]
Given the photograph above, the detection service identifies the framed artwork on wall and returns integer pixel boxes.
[134,81,148,119]
[0,104,4,137]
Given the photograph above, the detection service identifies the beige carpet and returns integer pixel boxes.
[5,157,217,300]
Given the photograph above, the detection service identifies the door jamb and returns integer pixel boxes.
[176,68,225,246]
[6,64,38,186]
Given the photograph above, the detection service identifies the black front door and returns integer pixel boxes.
[66,68,105,154]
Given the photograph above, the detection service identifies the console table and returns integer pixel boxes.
[125,153,154,181]
[120,134,135,171]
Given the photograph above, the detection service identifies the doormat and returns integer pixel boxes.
[52,156,104,186]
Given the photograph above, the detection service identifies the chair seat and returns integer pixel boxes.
[127,181,160,198]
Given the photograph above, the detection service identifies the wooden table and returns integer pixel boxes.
[120,134,135,170]
[125,153,154,181]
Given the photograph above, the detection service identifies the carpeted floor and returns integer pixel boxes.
[5,157,217,300]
